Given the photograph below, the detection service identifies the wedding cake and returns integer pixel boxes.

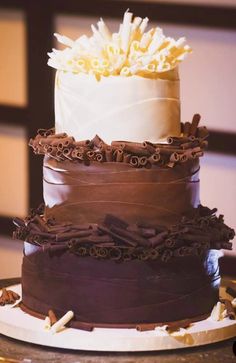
[13,11,234,330]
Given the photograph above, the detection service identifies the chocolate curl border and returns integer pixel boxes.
[13,204,235,262]
[30,118,208,169]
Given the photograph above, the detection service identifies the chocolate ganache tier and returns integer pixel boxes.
[22,245,221,325]
[43,156,200,226]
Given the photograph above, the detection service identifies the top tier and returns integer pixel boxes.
[48,11,191,143]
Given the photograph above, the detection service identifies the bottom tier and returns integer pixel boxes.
[22,244,221,326]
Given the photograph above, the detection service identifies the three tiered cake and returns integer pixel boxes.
[13,11,234,330]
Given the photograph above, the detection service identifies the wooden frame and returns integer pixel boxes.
[0,0,236,236]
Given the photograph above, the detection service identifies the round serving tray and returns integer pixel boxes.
[0,284,235,352]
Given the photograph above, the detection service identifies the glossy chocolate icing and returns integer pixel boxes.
[43,156,200,226]
[22,244,220,325]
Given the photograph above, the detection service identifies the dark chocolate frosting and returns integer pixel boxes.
[43,156,200,226]
[22,245,221,325]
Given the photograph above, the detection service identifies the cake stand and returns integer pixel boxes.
[0,283,235,352]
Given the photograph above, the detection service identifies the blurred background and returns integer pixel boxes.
[0,0,235,278]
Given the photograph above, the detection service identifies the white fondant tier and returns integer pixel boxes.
[55,71,181,143]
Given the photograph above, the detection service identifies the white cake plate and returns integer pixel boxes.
[0,284,235,352]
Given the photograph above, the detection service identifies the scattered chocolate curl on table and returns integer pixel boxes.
[29,114,208,168]
[13,204,235,262]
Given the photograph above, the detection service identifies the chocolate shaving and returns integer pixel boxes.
[48,309,58,325]
[220,299,235,320]
[0,288,20,306]
[226,286,236,298]
[29,115,208,169]
[13,204,235,262]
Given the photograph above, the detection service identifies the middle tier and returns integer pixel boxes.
[43,157,200,226]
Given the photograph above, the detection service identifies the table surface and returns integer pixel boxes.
[0,278,235,363]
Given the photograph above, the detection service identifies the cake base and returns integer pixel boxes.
[0,284,235,352]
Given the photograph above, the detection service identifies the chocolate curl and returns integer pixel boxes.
[140,228,156,238]
[111,141,125,149]
[49,138,64,147]
[143,141,156,154]
[32,215,49,232]
[200,140,208,149]
[57,137,75,150]
[48,309,58,325]
[75,246,87,256]
[13,217,25,228]
[189,114,201,136]
[123,153,131,163]
[69,235,113,246]
[226,286,236,298]
[149,248,160,259]
[34,145,45,155]
[30,230,56,239]
[190,146,202,159]
[105,146,113,162]
[114,149,123,162]
[97,247,109,258]
[96,242,116,248]
[38,127,55,137]
[91,134,104,147]
[89,246,99,257]
[148,231,168,247]
[164,238,179,248]
[0,288,19,305]
[47,145,63,160]
[173,246,193,257]
[62,148,73,160]
[47,132,67,139]
[120,142,150,156]
[98,225,136,247]
[167,319,192,332]
[148,153,160,164]
[220,299,235,320]
[197,126,209,139]
[74,140,91,147]
[94,151,104,162]
[56,229,93,242]
[169,152,180,163]
[71,149,84,160]
[109,226,140,247]
[29,137,37,148]
[179,153,188,163]
[181,140,199,150]
[167,136,191,146]
[194,151,204,158]
[161,249,172,262]
[139,156,148,167]
[130,155,139,167]
[111,225,150,247]
[127,224,140,233]
[182,122,191,137]
[0,288,9,305]
[104,214,129,229]
[123,249,134,261]
[139,249,151,261]
[221,242,233,250]
[50,222,93,233]
[108,247,122,260]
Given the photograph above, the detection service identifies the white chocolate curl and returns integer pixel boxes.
[209,302,224,321]
[44,316,51,330]
[51,310,74,334]
[48,11,191,79]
